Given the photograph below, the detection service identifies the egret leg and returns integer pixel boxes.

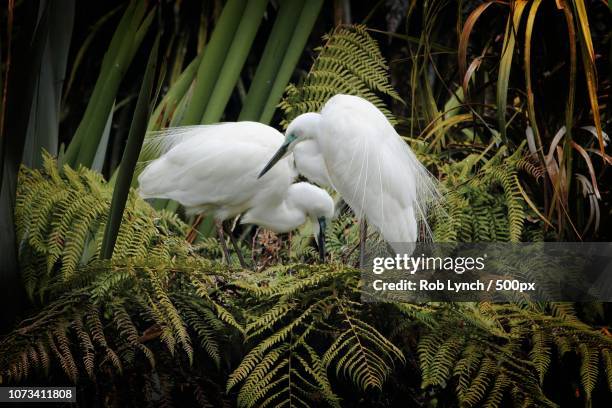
[186,215,203,244]
[251,228,260,266]
[215,221,232,266]
[225,221,248,269]
[359,219,367,268]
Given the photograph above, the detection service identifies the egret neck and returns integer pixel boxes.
[242,196,306,234]
[241,182,333,260]
[258,113,323,179]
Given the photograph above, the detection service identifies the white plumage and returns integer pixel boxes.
[138,122,334,236]
[292,139,333,188]
[260,94,441,245]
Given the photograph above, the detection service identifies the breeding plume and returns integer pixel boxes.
[138,122,334,263]
[259,94,440,254]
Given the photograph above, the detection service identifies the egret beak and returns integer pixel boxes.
[258,141,290,179]
[316,216,327,262]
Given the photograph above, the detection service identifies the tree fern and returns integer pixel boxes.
[431,143,535,243]
[3,159,612,406]
[15,152,191,302]
[227,265,403,407]
[323,299,405,391]
[407,302,612,407]
[279,24,401,128]
[4,158,240,401]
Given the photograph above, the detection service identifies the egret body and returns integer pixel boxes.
[138,122,334,263]
[259,94,440,251]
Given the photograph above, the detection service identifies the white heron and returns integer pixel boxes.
[258,94,441,263]
[137,122,335,266]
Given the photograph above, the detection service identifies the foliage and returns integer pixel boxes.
[227,266,404,407]
[4,159,407,407]
[63,0,155,169]
[4,156,239,405]
[410,301,612,407]
[100,35,160,260]
[428,142,539,243]
[396,0,611,239]
[279,24,402,128]
[3,139,610,408]
[15,152,190,301]
[2,2,612,406]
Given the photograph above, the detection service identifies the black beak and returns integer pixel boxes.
[317,216,326,262]
[258,142,290,179]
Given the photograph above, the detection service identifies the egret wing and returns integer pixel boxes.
[138,123,295,216]
[140,122,284,161]
[319,94,440,242]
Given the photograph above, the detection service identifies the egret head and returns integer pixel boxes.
[258,113,322,178]
[287,182,334,261]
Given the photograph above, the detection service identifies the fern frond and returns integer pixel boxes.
[279,25,400,128]
[323,299,404,391]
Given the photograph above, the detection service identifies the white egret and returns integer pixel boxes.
[137,122,335,265]
[259,94,441,263]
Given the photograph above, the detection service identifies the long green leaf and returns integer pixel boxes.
[181,0,247,125]
[260,0,324,124]
[22,0,75,168]
[201,0,269,123]
[147,54,202,131]
[0,2,51,328]
[75,6,155,168]
[91,107,114,173]
[239,0,305,121]
[101,36,160,260]
[62,0,139,166]
[496,0,527,144]
[572,0,605,154]
[64,1,155,169]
